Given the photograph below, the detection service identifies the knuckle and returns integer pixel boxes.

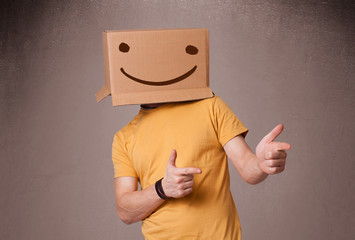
[178,190,185,197]
[265,160,272,167]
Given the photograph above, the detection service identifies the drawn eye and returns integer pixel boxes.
[185,45,198,55]
[119,42,130,53]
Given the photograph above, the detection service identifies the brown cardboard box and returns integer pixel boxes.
[95,29,213,106]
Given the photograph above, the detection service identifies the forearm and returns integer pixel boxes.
[224,136,268,185]
[116,181,164,224]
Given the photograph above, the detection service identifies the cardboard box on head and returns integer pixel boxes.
[95,28,213,106]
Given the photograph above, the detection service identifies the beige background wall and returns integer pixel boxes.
[1,0,354,239]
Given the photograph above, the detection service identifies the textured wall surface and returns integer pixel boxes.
[1,0,354,239]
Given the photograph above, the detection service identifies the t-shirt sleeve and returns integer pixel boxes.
[213,96,248,146]
[112,132,138,179]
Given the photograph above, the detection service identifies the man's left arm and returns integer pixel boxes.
[223,124,291,185]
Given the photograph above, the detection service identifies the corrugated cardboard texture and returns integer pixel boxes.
[96,29,213,105]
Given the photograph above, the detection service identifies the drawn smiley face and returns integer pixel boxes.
[95,29,212,106]
[118,42,199,86]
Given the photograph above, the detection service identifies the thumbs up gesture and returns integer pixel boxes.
[161,150,202,198]
[256,124,291,175]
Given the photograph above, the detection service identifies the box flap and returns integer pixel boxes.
[95,85,111,102]
[112,87,213,105]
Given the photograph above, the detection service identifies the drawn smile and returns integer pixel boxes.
[120,65,197,86]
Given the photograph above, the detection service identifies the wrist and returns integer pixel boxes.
[255,156,268,176]
[155,178,170,200]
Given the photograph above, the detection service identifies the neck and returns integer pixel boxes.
[141,103,165,109]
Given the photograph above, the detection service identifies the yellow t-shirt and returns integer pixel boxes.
[112,96,248,240]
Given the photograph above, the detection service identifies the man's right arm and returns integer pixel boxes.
[114,176,164,225]
[114,149,201,225]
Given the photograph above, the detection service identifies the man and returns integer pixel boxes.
[112,95,291,239]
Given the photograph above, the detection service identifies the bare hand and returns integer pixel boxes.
[256,124,291,175]
[161,150,202,198]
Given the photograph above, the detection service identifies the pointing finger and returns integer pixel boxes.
[274,142,291,151]
[175,167,202,175]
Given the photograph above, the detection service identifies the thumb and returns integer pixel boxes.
[167,149,177,168]
[263,124,284,143]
